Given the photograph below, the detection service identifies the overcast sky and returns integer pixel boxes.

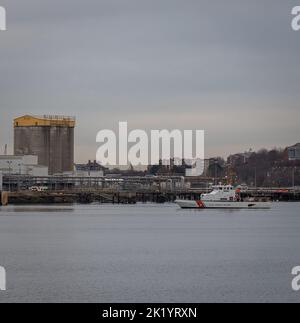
[0,0,299,162]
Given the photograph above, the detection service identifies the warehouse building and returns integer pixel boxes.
[0,155,48,176]
[14,115,75,174]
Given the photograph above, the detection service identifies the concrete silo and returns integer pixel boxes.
[14,115,75,175]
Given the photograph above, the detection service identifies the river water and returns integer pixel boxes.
[0,202,299,303]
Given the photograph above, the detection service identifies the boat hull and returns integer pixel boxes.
[175,199,271,209]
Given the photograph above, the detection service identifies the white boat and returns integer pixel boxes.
[175,185,271,209]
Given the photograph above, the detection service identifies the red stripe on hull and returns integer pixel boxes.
[196,200,205,208]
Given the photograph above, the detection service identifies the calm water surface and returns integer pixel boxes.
[0,202,299,303]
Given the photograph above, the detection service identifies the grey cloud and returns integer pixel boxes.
[0,0,299,160]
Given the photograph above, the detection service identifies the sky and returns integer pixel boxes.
[0,0,299,163]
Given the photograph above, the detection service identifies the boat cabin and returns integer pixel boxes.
[201,185,238,201]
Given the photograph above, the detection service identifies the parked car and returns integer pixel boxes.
[29,186,48,192]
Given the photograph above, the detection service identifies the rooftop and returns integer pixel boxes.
[288,143,300,148]
[14,115,76,128]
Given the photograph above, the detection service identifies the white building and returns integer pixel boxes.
[75,170,104,177]
[56,170,104,177]
[0,155,48,176]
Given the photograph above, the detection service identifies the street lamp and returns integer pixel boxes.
[6,161,12,192]
[292,166,296,197]
[17,163,22,191]
[214,160,218,185]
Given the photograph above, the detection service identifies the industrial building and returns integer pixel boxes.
[14,115,75,175]
[75,160,107,177]
[0,155,48,176]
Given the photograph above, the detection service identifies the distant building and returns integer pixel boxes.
[202,159,211,176]
[14,115,75,175]
[147,158,192,176]
[0,155,48,176]
[227,151,252,166]
[287,143,300,161]
[74,160,107,177]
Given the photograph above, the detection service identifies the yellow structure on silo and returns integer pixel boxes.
[14,115,75,128]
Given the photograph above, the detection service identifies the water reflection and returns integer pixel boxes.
[0,205,74,213]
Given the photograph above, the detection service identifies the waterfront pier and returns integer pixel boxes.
[1,187,299,206]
